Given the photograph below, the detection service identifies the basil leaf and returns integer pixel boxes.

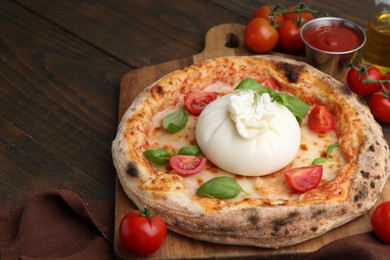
[273,93,310,122]
[162,108,188,133]
[196,176,246,199]
[235,78,275,96]
[311,143,339,165]
[178,145,201,156]
[326,144,339,157]
[312,157,329,165]
[235,78,309,123]
[143,148,170,165]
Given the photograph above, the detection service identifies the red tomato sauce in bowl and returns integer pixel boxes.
[303,24,361,52]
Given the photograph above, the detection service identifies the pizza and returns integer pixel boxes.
[112,55,390,248]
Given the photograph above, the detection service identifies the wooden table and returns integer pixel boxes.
[1,0,389,258]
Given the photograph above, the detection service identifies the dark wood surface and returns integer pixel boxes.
[0,0,382,212]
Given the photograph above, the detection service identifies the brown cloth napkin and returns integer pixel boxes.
[0,190,114,260]
[1,190,389,259]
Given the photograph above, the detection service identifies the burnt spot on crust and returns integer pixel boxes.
[125,163,139,178]
[353,187,368,203]
[369,144,375,152]
[272,212,299,232]
[360,170,370,179]
[310,226,318,232]
[247,214,260,225]
[370,181,376,189]
[218,226,237,233]
[340,84,353,95]
[151,85,164,97]
[311,208,325,219]
[276,63,303,83]
[241,207,260,226]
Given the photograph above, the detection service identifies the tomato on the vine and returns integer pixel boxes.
[346,65,383,97]
[184,92,217,116]
[170,155,207,176]
[383,71,390,89]
[283,6,314,24]
[253,5,284,25]
[119,206,167,256]
[308,105,335,133]
[369,85,390,123]
[244,18,279,53]
[371,201,390,244]
[277,20,305,53]
[284,165,323,192]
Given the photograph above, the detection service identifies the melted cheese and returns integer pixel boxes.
[147,91,344,203]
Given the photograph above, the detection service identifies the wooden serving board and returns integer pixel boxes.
[114,23,390,259]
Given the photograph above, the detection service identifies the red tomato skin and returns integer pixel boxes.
[284,6,314,24]
[383,72,390,89]
[169,155,207,176]
[277,20,304,53]
[261,78,280,90]
[371,201,390,244]
[245,18,279,53]
[283,165,323,192]
[308,105,335,133]
[253,5,284,25]
[369,88,390,123]
[346,66,383,97]
[184,92,217,116]
[119,211,167,256]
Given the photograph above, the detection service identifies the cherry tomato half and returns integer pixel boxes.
[253,5,284,25]
[283,6,314,25]
[184,92,217,116]
[119,207,167,256]
[346,65,383,97]
[169,155,207,176]
[261,78,280,90]
[244,18,279,53]
[277,20,305,53]
[308,105,335,133]
[371,201,390,244]
[284,165,323,192]
[369,86,390,123]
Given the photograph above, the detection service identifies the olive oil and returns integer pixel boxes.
[363,13,390,71]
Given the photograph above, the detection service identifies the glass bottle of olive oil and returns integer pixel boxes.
[362,0,390,72]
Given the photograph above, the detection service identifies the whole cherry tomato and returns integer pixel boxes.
[244,18,279,53]
[371,201,390,244]
[383,71,390,89]
[284,6,314,24]
[346,65,383,97]
[308,105,335,133]
[253,5,284,25]
[119,206,167,256]
[283,165,323,192]
[277,20,305,53]
[369,85,390,123]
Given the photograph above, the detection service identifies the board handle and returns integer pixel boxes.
[193,23,249,63]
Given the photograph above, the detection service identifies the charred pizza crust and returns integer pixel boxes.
[112,55,389,248]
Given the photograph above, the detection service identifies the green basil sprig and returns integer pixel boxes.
[143,148,171,165]
[162,108,188,133]
[178,145,201,156]
[235,78,310,124]
[196,176,247,199]
[312,143,339,165]
[143,145,201,164]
